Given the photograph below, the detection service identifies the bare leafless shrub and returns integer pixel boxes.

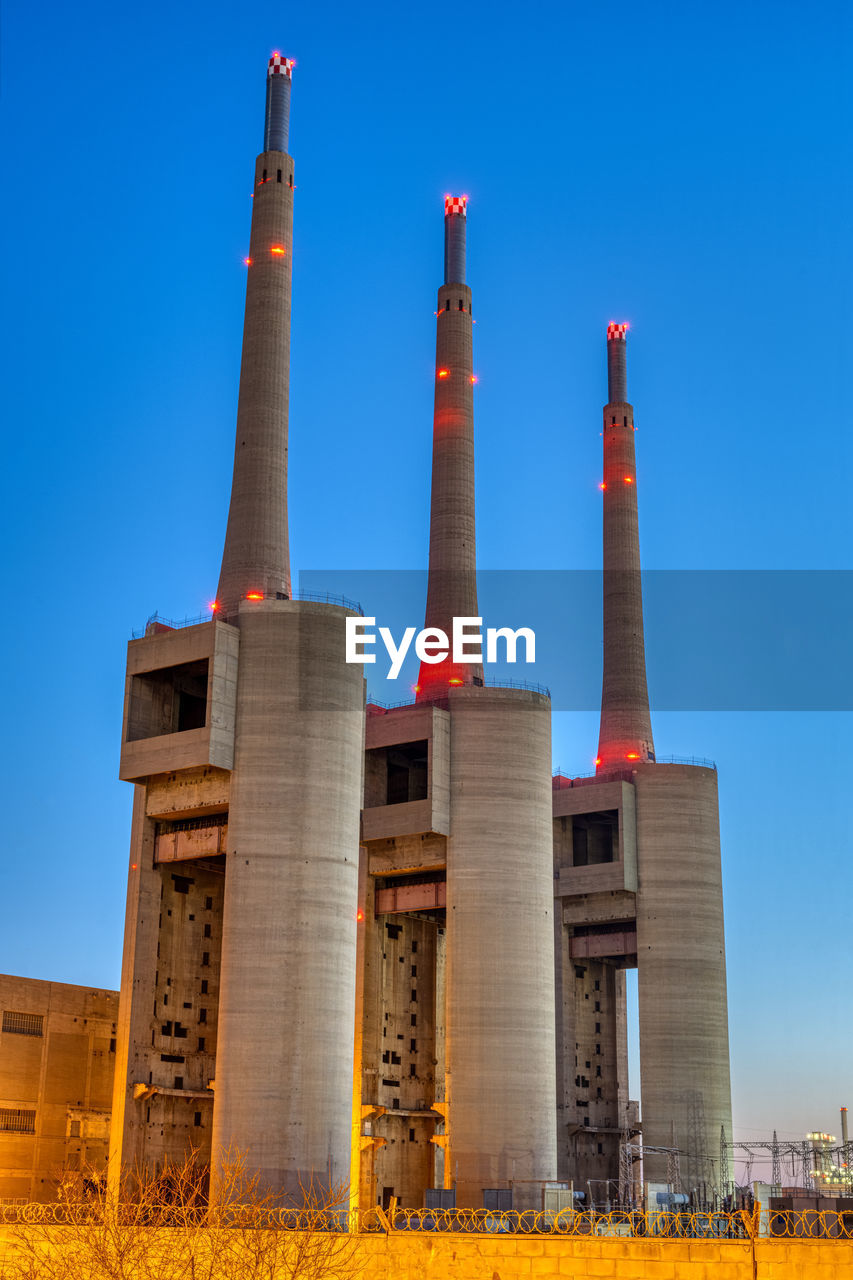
[3,1151,363,1280]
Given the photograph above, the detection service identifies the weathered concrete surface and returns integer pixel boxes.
[634,762,733,1187]
[418,205,480,696]
[212,600,364,1203]
[120,621,239,781]
[109,787,225,1179]
[0,975,117,1201]
[217,142,295,617]
[597,328,655,771]
[3,1226,848,1280]
[445,686,556,1209]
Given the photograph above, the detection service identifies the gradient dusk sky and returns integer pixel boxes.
[1,0,850,1180]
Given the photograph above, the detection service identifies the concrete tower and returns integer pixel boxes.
[217,53,295,618]
[597,323,655,771]
[552,325,732,1200]
[356,199,556,1212]
[417,196,482,696]
[111,54,364,1205]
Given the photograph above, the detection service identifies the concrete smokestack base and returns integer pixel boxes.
[445,686,557,1210]
[212,600,365,1204]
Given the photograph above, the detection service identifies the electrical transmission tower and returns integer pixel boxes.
[720,1124,731,1202]
[619,1125,635,1208]
[771,1130,782,1193]
[686,1091,710,1200]
[667,1121,682,1194]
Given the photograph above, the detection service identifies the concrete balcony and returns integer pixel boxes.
[119,620,239,782]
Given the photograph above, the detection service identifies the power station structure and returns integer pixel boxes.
[110,53,732,1211]
[552,323,732,1198]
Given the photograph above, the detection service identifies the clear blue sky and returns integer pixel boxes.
[1,0,850,1166]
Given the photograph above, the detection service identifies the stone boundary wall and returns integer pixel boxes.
[1,1227,852,1278]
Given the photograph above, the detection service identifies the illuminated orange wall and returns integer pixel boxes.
[2,1228,853,1278]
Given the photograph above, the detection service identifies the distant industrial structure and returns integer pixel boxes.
[98,52,735,1210]
[0,976,117,1202]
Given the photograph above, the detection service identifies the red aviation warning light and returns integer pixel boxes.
[243,257,253,266]
[246,592,264,601]
[208,600,221,614]
[270,245,286,255]
[599,482,607,491]
[437,368,450,379]
[607,322,629,341]
[624,476,633,483]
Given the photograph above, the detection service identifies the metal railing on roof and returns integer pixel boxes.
[294,590,364,615]
[368,677,551,712]
[553,754,716,781]
[131,611,212,639]
[131,593,365,638]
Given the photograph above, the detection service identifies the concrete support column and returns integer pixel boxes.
[633,763,732,1190]
[212,600,364,1202]
[445,687,556,1209]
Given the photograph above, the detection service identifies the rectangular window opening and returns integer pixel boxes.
[0,1109,36,1134]
[127,659,209,741]
[2,1011,44,1037]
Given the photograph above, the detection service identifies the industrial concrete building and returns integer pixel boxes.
[110,53,732,1212]
[358,195,556,1211]
[552,324,732,1198]
[110,53,363,1205]
[0,975,117,1202]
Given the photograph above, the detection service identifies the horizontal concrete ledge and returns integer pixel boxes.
[132,1083,213,1102]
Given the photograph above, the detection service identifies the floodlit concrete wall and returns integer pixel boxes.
[0,975,117,1202]
[445,686,556,1209]
[2,1228,851,1280]
[212,600,364,1202]
[634,762,732,1188]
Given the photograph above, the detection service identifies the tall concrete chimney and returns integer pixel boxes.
[216,54,295,620]
[417,196,482,698]
[842,1107,849,1147]
[596,322,656,771]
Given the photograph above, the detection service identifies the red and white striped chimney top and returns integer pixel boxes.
[268,53,294,77]
[445,195,467,217]
[607,322,629,341]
